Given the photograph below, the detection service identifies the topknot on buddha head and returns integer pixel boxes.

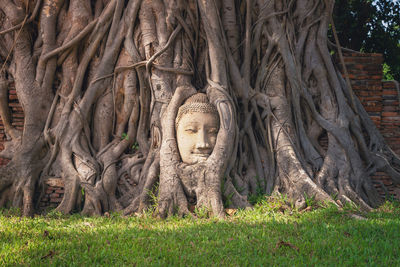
[175,93,219,128]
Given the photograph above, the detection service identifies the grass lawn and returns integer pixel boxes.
[1,199,399,266]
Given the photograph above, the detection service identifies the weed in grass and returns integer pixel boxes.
[0,207,20,217]
[145,182,160,213]
[248,176,265,205]
[254,194,293,214]
[45,209,67,219]
[342,201,362,213]
[375,200,400,214]
[303,193,316,208]
[194,206,210,219]
[223,192,234,208]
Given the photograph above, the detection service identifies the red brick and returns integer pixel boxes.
[382,90,398,96]
[364,107,382,112]
[382,112,398,117]
[8,103,21,107]
[50,197,63,203]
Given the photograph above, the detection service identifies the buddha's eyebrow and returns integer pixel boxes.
[183,122,199,127]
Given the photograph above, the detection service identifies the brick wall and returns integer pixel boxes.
[0,79,64,209]
[373,80,400,198]
[381,81,400,155]
[338,52,400,199]
[341,53,384,128]
[1,52,399,208]
[0,79,23,166]
[37,178,65,210]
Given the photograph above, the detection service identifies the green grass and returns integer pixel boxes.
[1,200,400,266]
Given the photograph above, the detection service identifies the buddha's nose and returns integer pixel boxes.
[196,130,211,149]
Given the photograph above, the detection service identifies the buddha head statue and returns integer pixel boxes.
[175,93,220,164]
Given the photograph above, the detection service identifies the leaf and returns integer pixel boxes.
[278,204,291,213]
[275,240,299,252]
[189,205,195,213]
[83,222,94,227]
[43,230,53,240]
[41,250,55,260]
[225,208,237,216]
[121,133,128,140]
[43,230,49,237]
[300,206,312,213]
[349,214,366,220]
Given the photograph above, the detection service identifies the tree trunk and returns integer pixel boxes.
[0,0,399,217]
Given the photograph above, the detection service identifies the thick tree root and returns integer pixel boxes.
[0,0,398,217]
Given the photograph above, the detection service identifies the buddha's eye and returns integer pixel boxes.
[185,128,197,133]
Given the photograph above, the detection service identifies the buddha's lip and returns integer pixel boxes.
[192,153,210,157]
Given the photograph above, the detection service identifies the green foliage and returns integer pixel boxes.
[248,176,265,205]
[131,142,139,151]
[383,63,395,80]
[252,194,293,214]
[221,177,234,208]
[194,206,211,219]
[121,133,128,140]
[223,192,234,208]
[376,198,400,212]
[45,209,67,220]
[1,201,400,266]
[303,193,316,208]
[333,0,400,80]
[0,207,20,217]
[146,182,159,212]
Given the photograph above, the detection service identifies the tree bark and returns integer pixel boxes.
[0,0,399,217]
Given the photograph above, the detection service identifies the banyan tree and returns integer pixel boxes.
[0,0,399,217]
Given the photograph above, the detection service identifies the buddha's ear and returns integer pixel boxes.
[216,101,233,130]
[151,124,161,150]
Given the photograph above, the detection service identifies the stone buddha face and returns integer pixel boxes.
[176,93,219,164]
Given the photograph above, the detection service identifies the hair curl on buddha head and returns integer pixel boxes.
[175,93,219,128]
